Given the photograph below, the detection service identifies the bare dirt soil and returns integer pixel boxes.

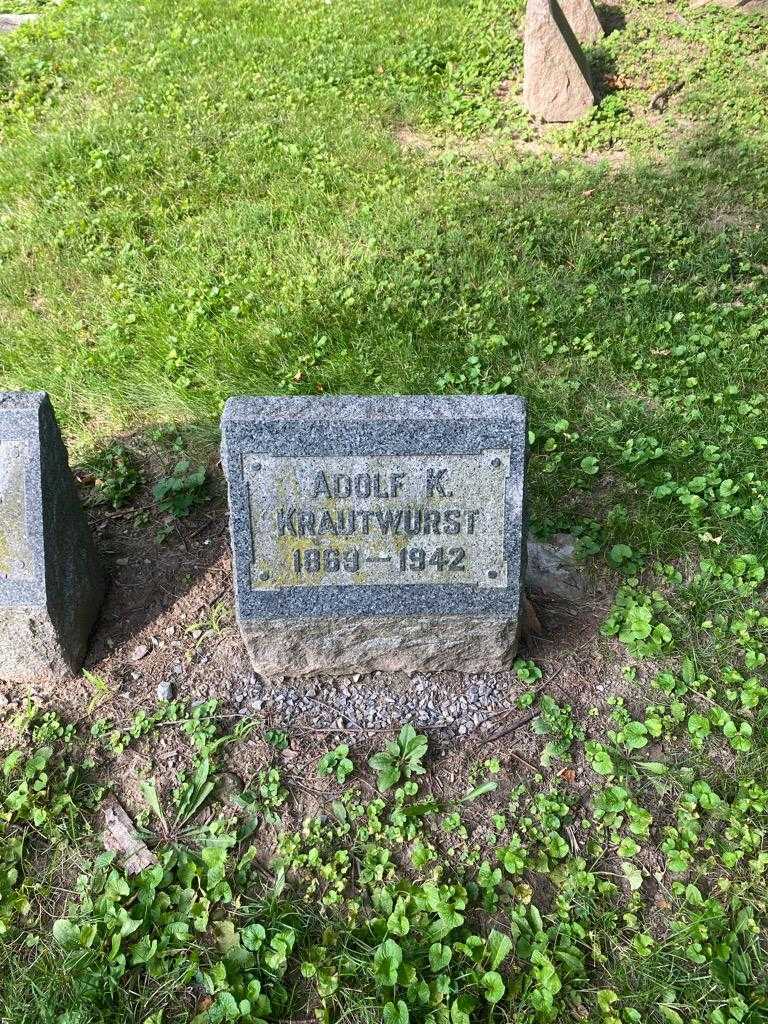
[0,463,631,845]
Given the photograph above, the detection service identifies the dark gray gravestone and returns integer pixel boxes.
[0,393,105,681]
[222,396,527,677]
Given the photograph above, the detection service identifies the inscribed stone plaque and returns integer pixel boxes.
[222,396,528,677]
[0,392,105,681]
[245,452,509,590]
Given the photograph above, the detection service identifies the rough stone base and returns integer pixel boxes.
[0,606,93,681]
[242,615,520,678]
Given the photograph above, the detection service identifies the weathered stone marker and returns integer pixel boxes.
[222,396,527,677]
[0,13,38,33]
[559,0,603,45]
[523,0,597,122]
[0,392,105,681]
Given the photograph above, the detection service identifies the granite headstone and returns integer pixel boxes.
[222,396,527,677]
[0,392,105,681]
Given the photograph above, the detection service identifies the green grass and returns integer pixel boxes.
[1,0,768,1020]
[0,0,766,556]
[0,0,766,450]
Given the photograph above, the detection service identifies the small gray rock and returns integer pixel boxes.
[526,533,586,603]
[0,13,38,33]
[156,680,175,702]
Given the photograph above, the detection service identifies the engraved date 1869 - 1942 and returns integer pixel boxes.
[247,451,511,589]
[292,545,467,577]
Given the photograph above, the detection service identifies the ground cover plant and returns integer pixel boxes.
[1,683,768,1023]
[1,0,768,1020]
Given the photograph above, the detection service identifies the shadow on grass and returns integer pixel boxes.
[595,3,626,34]
[53,121,768,665]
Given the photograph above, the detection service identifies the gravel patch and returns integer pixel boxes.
[215,667,524,742]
